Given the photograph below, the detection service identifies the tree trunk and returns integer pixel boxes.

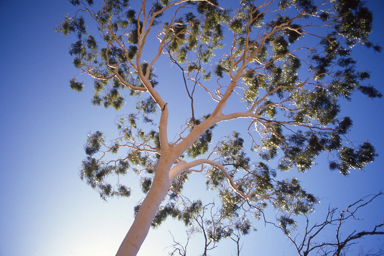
[116,154,175,256]
[115,114,218,255]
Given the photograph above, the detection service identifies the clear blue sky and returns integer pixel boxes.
[0,1,383,256]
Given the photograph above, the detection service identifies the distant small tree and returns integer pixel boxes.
[57,0,381,255]
[169,193,384,255]
[271,192,384,256]
[168,201,251,256]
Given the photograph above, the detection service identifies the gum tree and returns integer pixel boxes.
[169,193,384,256]
[57,0,381,255]
[273,192,384,256]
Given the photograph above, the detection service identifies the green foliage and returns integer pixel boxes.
[84,131,104,156]
[334,0,376,47]
[217,132,250,169]
[186,117,215,158]
[219,190,242,219]
[273,178,317,214]
[136,97,157,114]
[151,200,203,228]
[79,156,132,200]
[170,172,189,195]
[117,184,131,197]
[206,168,225,189]
[69,78,84,92]
[278,215,296,235]
[141,177,152,194]
[151,203,180,228]
[337,142,377,175]
[180,200,202,225]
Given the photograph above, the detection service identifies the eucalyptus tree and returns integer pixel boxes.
[57,0,381,255]
[169,201,252,256]
[274,192,384,256]
[169,193,384,256]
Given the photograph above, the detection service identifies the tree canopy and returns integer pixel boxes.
[57,0,381,255]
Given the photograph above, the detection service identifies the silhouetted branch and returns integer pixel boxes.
[277,192,383,256]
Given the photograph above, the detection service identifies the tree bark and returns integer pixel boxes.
[116,154,175,256]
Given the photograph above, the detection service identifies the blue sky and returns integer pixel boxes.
[0,1,383,256]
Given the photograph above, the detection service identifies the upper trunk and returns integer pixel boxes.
[116,112,222,255]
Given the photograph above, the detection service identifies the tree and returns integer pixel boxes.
[168,201,252,256]
[271,192,384,256]
[168,193,384,255]
[57,0,381,255]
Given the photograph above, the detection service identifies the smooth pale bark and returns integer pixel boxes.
[116,154,176,256]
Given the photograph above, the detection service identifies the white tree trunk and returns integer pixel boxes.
[115,154,175,256]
